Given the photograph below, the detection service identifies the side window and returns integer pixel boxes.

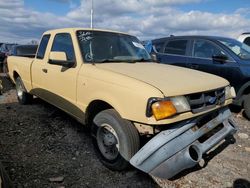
[37,34,50,59]
[243,37,250,47]
[164,40,188,55]
[153,42,164,53]
[193,40,224,58]
[51,33,75,61]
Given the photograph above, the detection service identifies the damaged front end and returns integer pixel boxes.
[130,108,237,179]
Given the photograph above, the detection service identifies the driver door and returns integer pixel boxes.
[44,33,81,118]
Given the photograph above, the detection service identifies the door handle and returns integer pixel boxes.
[42,68,48,73]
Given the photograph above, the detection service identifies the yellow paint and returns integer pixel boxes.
[8,28,232,126]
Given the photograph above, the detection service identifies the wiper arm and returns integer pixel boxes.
[95,58,152,63]
[96,59,122,63]
[128,58,152,63]
[96,59,137,63]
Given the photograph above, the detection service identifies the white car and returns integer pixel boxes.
[238,32,250,46]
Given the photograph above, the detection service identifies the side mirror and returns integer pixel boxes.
[48,51,74,67]
[212,54,228,63]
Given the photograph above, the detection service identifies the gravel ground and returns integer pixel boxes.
[0,75,250,188]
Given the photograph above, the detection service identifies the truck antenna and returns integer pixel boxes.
[90,0,93,29]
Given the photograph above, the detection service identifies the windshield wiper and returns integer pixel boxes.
[96,59,139,63]
[128,58,152,63]
[95,59,128,63]
[95,58,152,63]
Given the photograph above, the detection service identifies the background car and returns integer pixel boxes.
[0,43,17,72]
[146,35,250,119]
[3,44,38,74]
[238,32,250,47]
[0,43,17,61]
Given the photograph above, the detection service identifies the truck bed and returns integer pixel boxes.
[8,56,34,92]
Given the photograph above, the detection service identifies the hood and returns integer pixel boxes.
[95,63,229,97]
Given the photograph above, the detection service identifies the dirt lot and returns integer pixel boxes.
[0,74,250,188]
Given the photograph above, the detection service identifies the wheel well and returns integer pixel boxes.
[85,100,113,126]
[241,86,250,105]
[13,71,19,81]
[243,86,250,95]
[236,83,250,106]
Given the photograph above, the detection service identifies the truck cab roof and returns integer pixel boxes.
[43,28,129,36]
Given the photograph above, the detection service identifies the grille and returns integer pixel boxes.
[187,88,225,113]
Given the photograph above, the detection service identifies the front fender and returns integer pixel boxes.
[235,80,250,104]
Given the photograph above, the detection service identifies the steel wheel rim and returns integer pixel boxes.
[16,80,23,99]
[96,123,119,160]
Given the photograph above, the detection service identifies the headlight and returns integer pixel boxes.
[170,96,191,113]
[147,96,191,121]
[225,86,236,100]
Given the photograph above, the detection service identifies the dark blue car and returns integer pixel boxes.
[146,36,250,119]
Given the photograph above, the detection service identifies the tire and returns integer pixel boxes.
[0,161,13,188]
[16,77,33,105]
[92,109,140,171]
[244,94,250,120]
[0,62,3,73]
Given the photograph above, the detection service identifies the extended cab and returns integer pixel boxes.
[8,28,237,179]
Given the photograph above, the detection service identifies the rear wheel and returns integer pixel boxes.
[92,109,140,171]
[16,77,33,104]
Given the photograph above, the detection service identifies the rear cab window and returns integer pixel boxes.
[16,45,38,56]
[164,40,188,55]
[36,34,50,59]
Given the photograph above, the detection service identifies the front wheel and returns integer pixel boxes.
[92,109,140,171]
[16,77,33,105]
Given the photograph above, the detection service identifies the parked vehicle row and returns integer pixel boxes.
[0,43,17,62]
[0,43,17,72]
[7,28,237,179]
[145,35,250,119]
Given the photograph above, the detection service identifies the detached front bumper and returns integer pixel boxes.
[130,108,237,179]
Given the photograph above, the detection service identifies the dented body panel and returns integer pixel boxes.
[130,108,237,179]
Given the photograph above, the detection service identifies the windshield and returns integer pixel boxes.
[76,30,151,63]
[218,38,250,60]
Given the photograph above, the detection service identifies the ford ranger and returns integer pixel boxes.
[8,28,237,179]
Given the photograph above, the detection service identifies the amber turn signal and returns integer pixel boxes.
[151,100,177,120]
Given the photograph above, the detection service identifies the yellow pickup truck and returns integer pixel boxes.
[8,28,237,179]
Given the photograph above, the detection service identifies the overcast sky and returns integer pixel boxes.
[1,0,250,43]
